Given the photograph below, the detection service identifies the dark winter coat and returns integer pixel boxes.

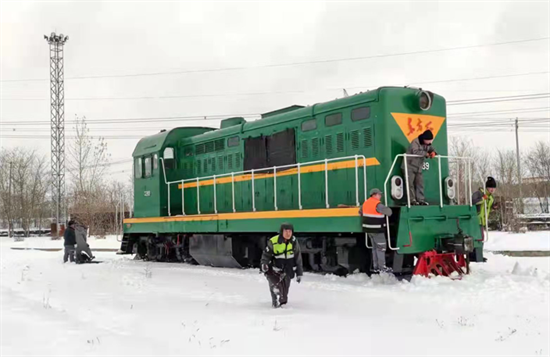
[401,137,435,171]
[63,227,76,246]
[261,235,304,279]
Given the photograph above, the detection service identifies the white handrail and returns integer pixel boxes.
[165,154,368,186]
[457,161,460,205]
[251,169,256,212]
[468,160,472,207]
[297,163,302,210]
[181,180,185,215]
[213,175,217,214]
[231,173,235,213]
[164,154,368,215]
[382,154,473,251]
[354,155,359,206]
[363,157,367,202]
[324,158,329,208]
[274,167,278,211]
[196,177,201,214]
[438,156,443,208]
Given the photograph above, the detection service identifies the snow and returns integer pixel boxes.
[485,231,550,252]
[1,234,549,356]
[4,235,121,250]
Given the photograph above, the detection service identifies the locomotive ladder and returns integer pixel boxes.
[161,154,369,217]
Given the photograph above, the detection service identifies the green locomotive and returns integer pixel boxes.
[120,86,480,275]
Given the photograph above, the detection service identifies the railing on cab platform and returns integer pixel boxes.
[160,154,369,216]
[380,154,489,251]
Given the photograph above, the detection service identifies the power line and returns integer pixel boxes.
[448,119,549,128]
[0,113,261,126]
[346,71,550,90]
[2,37,548,83]
[0,135,143,140]
[448,106,550,118]
[2,95,549,128]
[2,71,549,102]
[447,93,550,105]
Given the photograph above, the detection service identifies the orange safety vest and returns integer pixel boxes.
[361,197,386,233]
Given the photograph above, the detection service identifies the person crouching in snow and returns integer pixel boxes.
[260,223,304,308]
[74,222,95,263]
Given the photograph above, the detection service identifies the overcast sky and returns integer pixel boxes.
[1,0,549,181]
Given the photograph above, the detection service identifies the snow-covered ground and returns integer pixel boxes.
[1,233,549,356]
[485,231,550,252]
[5,230,550,253]
[7,235,121,250]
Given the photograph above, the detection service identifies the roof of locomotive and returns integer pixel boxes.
[177,88,384,146]
[132,86,443,155]
[132,127,215,157]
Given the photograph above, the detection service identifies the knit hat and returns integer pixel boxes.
[485,176,497,188]
[279,222,294,235]
[419,130,434,141]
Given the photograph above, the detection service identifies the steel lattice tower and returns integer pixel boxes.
[44,32,69,236]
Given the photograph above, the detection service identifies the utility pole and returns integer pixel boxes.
[44,32,69,237]
[515,117,523,213]
[8,161,12,239]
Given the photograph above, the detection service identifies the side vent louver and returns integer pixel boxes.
[301,140,308,158]
[325,135,333,155]
[336,133,344,152]
[351,130,360,150]
[364,128,372,147]
[312,138,319,156]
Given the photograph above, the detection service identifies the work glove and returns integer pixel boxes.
[296,276,302,284]
[482,194,488,200]
[429,152,436,159]
[261,264,269,273]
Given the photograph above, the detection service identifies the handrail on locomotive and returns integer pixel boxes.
[382,154,488,251]
[161,154,368,216]
[159,152,489,250]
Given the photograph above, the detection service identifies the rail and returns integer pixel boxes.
[383,154,474,250]
[161,154,369,216]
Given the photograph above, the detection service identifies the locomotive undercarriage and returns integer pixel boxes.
[120,233,417,276]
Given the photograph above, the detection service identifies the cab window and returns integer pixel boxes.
[164,147,175,169]
[144,157,152,177]
[134,158,142,178]
[153,154,158,170]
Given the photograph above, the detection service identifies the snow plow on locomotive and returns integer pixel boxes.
[119,87,482,277]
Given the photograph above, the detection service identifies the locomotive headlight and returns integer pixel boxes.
[391,176,404,200]
[417,90,433,111]
[445,177,456,200]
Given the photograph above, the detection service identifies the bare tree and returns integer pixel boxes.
[448,136,492,204]
[525,141,550,213]
[67,116,111,234]
[0,148,50,237]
